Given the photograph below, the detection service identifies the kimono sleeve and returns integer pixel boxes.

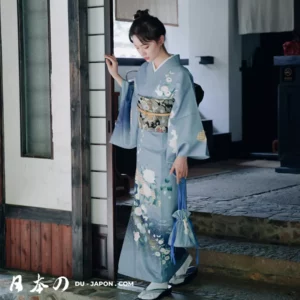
[167,69,209,160]
[109,79,139,149]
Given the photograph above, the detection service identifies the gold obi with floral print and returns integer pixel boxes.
[137,96,175,132]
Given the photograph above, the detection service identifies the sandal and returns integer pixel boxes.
[168,266,198,286]
[137,285,172,300]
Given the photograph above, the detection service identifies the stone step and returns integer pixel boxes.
[190,210,300,246]
[115,216,300,288]
[181,167,300,246]
[191,236,300,288]
[116,198,300,246]
[187,178,300,245]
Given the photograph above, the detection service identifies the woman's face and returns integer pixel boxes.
[132,35,164,62]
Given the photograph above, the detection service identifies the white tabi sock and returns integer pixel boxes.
[146,282,168,290]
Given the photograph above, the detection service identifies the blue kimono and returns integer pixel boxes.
[110,54,209,283]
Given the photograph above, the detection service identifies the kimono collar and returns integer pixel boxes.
[152,54,181,72]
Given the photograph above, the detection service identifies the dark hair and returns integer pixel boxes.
[129,9,166,44]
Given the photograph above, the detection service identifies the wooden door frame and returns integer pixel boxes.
[69,0,92,281]
[104,0,116,280]
[69,0,116,280]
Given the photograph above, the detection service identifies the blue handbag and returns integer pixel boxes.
[168,177,200,265]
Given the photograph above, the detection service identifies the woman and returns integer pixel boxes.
[105,9,209,300]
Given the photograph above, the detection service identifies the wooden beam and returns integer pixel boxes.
[68,0,92,280]
[5,205,71,225]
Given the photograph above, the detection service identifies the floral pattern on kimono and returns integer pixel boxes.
[130,166,178,272]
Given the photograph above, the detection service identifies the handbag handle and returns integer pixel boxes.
[178,177,187,210]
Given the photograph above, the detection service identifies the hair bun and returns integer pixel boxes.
[134,9,150,20]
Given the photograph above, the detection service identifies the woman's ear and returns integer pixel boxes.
[158,35,165,46]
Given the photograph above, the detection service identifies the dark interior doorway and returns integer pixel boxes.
[242,31,296,154]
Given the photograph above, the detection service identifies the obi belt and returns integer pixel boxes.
[137,96,175,133]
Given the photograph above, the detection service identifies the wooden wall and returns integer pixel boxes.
[1,0,113,279]
[5,218,72,277]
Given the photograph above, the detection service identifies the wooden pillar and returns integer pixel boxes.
[68,0,92,280]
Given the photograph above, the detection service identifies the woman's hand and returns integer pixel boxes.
[104,54,123,87]
[104,54,118,77]
[170,156,188,184]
